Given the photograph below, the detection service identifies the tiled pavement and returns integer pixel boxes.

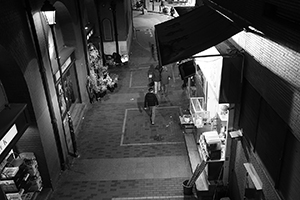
[48,10,197,200]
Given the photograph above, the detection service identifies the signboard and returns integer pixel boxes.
[54,56,72,82]
[0,124,17,155]
[61,57,71,74]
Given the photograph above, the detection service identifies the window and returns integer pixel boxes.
[102,18,113,41]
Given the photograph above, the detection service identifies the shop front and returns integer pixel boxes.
[154,4,244,197]
[51,48,80,157]
[194,45,241,185]
[177,44,243,198]
[154,3,242,134]
[0,104,51,200]
[54,51,79,115]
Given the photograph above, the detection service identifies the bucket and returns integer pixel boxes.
[182,180,193,195]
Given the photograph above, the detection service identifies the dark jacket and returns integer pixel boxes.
[148,64,155,78]
[144,92,159,107]
[161,69,171,85]
[152,68,161,82]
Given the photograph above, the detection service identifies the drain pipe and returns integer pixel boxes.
[236,51,245,127]
[24,0,65,171]
[110,1,120,55]
[75,0,90,76]
[191,53,238,59]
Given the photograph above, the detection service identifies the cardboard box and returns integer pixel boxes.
[0,180,18,193]
[1,167,19,179]
[6,193,22,200]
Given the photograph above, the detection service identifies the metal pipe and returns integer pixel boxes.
[110,1,120,55]
[75,0,90,76]
[94,0,106,64]
[191,53,237,59]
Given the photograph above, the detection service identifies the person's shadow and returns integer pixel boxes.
[137,91,145,113]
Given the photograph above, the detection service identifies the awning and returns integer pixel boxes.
[174,6,196,16]
[155,5,242,66]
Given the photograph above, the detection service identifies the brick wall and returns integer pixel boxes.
[230,139,282,200]
[223,27,300,200]
[230,32,300,141]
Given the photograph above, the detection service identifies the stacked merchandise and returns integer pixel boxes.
[0,152,42,200]
[19,153,43,193]
[86,43,118,102]
[199,131,222,160]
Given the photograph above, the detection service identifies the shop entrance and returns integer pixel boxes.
[55,53,81,157]
[56,62,80,117]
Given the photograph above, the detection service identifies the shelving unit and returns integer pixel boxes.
[0,152,42,200]
[198,131,226,181]
[189,97,210,128]
[179,115,195,133]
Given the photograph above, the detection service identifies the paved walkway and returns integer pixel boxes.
[48,9,196,200]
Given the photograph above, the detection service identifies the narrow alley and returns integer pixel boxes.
[48,9,197,200]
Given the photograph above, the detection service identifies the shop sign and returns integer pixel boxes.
[61,57,71,74]
[55,70,60,81]
[54,57,72,81]
[0,124,17,155]
[86,29,94,41]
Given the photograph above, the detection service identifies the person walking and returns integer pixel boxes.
[150,43,156,61]
[160,66,171,96]
[152,65,161,94]
[147,64,155,87]
[159,0,165,12]
[170,7,175,17]
[144,87,159,125]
